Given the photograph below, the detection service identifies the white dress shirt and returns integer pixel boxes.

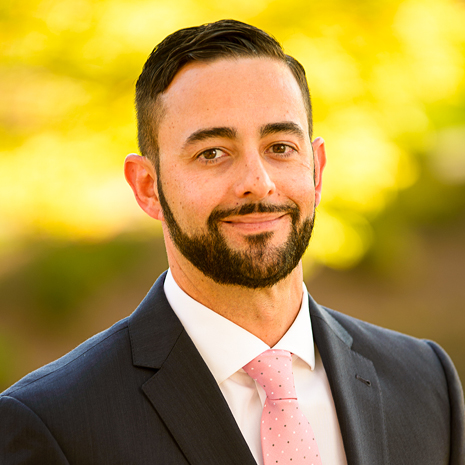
[164,270,347,464]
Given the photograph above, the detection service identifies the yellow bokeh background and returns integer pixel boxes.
[2,0,464,265]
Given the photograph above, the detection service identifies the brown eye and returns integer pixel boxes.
[198,148,227,163]
[272,144,287,153]
[201,149,218,159]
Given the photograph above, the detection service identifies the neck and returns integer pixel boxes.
[167,252,304,347]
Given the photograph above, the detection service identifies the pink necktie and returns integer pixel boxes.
[243,349,322,465]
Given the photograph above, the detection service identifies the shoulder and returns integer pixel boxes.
[2,317,131,400]
[314,303,463,399]
[312,302,465,460]
[317,304,444,363]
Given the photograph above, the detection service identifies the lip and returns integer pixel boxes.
[221,213,288,232]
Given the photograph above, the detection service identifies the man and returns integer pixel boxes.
[1,19,464,465]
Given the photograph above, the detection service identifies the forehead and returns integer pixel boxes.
[158,57,309,143]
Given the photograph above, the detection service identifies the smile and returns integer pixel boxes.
[221,213,288,233]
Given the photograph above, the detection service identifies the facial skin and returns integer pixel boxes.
[125,57,326,338]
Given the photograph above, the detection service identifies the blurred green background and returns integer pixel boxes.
[1,0,465,391]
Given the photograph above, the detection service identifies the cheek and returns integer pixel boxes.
[163,175,220,228]
[277,169,315,206]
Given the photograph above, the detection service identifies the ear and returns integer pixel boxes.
[124,154,164,221]
[311,137,326,207]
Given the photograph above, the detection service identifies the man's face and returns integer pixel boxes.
[155,57,323,288]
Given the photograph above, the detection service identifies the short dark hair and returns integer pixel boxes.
[135,19,312,165]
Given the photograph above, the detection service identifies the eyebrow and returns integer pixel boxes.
[183,127,237,149]
[260,122,305,139]
[182,121,305,151]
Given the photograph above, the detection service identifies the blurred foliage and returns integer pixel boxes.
[1,0,465,388]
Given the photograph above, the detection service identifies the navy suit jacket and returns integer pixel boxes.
[1,272,464,464]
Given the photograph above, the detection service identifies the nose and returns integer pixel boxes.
[233,152,276,200]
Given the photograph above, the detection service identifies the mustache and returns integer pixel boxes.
[208,202,300,225]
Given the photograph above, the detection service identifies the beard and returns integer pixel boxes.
[157,175,315,289]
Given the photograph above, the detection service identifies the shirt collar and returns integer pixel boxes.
[163,269,315,385]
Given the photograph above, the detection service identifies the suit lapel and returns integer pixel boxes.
[309,295,389,464]
[128,273,257,465]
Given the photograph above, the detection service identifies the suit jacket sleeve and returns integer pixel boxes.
[0,396,70,465]
[426,341,465,464]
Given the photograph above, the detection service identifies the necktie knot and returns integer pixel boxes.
[243,349,297,400]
